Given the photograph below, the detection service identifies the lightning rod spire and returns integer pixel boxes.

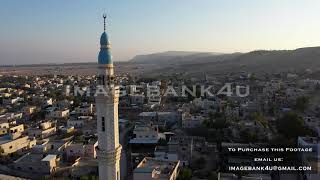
[103,14,107,32]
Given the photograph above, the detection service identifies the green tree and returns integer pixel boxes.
[213,118,229,129]
[208,171,218,180]
[177,168,192,180]
[193,157,207,170]
[294,96,309,112]
[240,130,257,143]
[253,113,268,128]
[158,138,167,146]
[276,112,305,139]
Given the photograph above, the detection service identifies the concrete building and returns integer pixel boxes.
[181,112,205,128]
[67,118,85,128]
[3,97,20,105]
[139,112,157,122]
[48,108,69,119]
[13,153,57,175]
[168,136,206,167]
[0,135,36,155]
[67,116,93,129]
[157,112,178,124]
[148,96,161,106]
[133,157,180,180]
[31,139,70,155]
[129,94,145,106]
[42,98,53,107]
[0,113,22,122]
[218,173,271,180]
[28,121,57,139]
[192,98,214,109]
[154,146,179,162]
[0,128,7,135]
[130,123,161,144]
[0,121,9,129]
[297,137,320,180]
[0,119,22,136]
[22,106,37,115]
[75,103,94,115]
[9,124,24,134]
[65,140,98,160]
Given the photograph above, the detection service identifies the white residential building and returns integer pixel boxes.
[65,140,98,160]
[0,135,36,155]
[181,112,205,128]
[49,108,69,119]
[129,94,145,106]
[133,157,180,180]
[129,123,162,144]
[28,121,56,139]
[297,137,320,180]
[13,153,57,174]
[75,103,94,115]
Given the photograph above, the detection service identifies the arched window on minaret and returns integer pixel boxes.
[101,116,105,131]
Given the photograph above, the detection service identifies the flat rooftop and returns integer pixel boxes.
[300,137,320,144]
[134,157,179,178]
[15,153,44,164]
[218,173,271,180]
[138,112,157,117]
[0,174,27,180]
[42,154,56,161]
[129,139,158,144]
[0,135,11,144]
[15,153,56,164]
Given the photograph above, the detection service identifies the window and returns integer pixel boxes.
[97,76,101,84]
[102,117,105,132]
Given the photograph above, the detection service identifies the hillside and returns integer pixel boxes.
[129,47,320,75]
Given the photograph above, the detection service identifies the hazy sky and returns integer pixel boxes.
[0,0,320,65]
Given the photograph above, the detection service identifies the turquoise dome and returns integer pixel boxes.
[100,32,109,46]
[98,32,112,64]
[98,48,112,64]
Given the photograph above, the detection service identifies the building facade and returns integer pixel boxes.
[133,157,180,180]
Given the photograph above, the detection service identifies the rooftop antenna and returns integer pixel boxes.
[103,14,107,32]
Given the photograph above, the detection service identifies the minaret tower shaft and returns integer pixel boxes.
[96,14,122,180]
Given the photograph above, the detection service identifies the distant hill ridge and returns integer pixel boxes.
[129,46,320,74]
[129,51,225,64]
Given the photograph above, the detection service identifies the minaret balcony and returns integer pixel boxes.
[96,145,122,164]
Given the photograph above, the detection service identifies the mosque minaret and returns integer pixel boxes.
[95,14,121,180]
